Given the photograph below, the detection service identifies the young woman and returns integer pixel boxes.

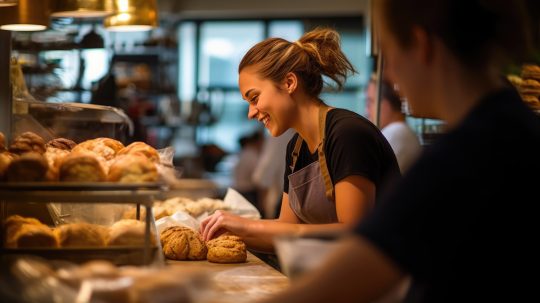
[200,28,400,251]
[260,0,539,302]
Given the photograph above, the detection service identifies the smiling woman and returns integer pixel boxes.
[199,28,400,255]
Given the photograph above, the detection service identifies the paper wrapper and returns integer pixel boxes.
[156,188,261,233]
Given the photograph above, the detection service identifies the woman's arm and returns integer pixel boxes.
[200,175,375,252]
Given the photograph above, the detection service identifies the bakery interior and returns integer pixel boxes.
[1,1,540,303]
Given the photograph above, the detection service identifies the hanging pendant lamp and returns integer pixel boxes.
[0,0,50,31]
[51,0,113,18]
[104,0,158,32]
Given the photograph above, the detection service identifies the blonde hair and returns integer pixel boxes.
[238,27,357,97]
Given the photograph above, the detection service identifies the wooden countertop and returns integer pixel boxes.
[166,252,290,303]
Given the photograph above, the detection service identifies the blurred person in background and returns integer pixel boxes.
[259,0,539,302]
[366,77,421,173]
[201,27,400,252]
[252,128,295,219]
[233,130,265,210]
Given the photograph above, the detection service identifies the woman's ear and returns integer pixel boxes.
[283,72,298,94]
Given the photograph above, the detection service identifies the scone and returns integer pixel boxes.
[4,215,58,248]
[5,152,49,182]
[160,226,207,260]
[108,219,155,246]
[107,154,158,183]
[117,142,160,163]
[0,152,13,180]
[206,234,247,263]
[46,138,77,150]
[8,131,46,155]
[72,138,125,161]
[44,146,71,181]
[54,222,108,247]
[58,152,106,182]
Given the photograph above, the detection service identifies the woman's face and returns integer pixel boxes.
[376,4,435,118]
[238,66,294,137]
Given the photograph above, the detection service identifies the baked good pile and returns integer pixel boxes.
[0,131,159,183]
[507,64,540,110]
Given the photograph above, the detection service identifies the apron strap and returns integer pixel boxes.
[317,105,335,202]
[288,104,335,202]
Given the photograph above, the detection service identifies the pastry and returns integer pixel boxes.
[4,215,58,248]
[521,64,540,81]
[519,79,540,96]
[8,131,46,155]
[46,138,77,150]
[206,234,247,263]
[0,152,13,180]
[54,222,108,247]
[160,226,207,261]
[58,152,106,182]
[44,146,71,181]
[5,152,48,182]
[72,138,125,161]
[108,219,155,246]
[107,154,158,183]
[117,142,160,163]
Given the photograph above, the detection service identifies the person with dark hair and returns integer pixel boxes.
[200,28,401,252]
[366,77,421,173]
[258,0,539,302]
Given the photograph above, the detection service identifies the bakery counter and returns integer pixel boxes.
[166,252,290,303]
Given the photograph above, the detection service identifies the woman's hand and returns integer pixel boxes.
[200,210,251,241]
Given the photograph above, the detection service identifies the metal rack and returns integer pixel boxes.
[0,183,164,265]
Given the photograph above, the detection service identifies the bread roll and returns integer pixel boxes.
[4,215,58,248]
[117,142,160,163]
[59,152,106,182]
[0,152,12,180]
[206,234,247,264]
[5,152,48,182]
[107,154,158,183]
[8,131,46,155]
[44,146,71,181]
[72,138,124,161]
[54,222,108,247]
[46,138,77,150]
[160,226,207,261]
[108,219,155,246]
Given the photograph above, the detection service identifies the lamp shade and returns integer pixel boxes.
[0,0,50,31]
[104,0,158,32]
[50,0,113,18]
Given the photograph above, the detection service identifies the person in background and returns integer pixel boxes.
[252,128,295,219]
[259,0,538,302]
[366,77,421,173]
[200,28,400,252]
[233,130,264,210]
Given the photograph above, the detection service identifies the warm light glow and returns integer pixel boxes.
[0,24,46,31]
[50,0,113,18]
[104,0,158,32]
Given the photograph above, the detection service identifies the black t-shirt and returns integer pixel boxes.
[284,108,400,200]
[356,88,540,302]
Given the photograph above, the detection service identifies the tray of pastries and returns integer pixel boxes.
[0,131,168,192]
[2,215,160,265]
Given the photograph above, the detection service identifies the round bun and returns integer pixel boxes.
[72,138,125,161]
[108,219,155,246]
[5,152,48,182]
[206,234,247,263]
[0,152,13,180]
[160,226,207,260]
[59,152,106,182]
[46,138,77,150]
[4,215,58,248]
[117,142,160,163]
[54,223,108,247]
[107,154,158,183]
[9,132,46,155]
